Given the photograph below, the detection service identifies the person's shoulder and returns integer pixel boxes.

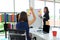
[17,22,28,24]
[16,22,21,25]
[23,22,27,23]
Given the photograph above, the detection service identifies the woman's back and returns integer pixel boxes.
[16,22,29,31]
[16,22,30,40]
[16,7,36,40]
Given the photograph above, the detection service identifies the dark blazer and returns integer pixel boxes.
[43,13,50,33]
[43,13,50,25]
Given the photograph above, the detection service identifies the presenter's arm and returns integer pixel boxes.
[28,7,36,26]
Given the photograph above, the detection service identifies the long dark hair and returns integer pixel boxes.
[44,7,49,13]
[19,11,28,22]
[16,14,19,22]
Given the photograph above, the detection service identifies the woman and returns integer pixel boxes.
[43,7,50,25]
[16,7,36,40]
[43,7,50,33]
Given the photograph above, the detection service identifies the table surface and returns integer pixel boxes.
[0,27,60,40]
[29,27,60,40]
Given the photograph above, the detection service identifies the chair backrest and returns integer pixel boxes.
[4,23,8,31]
[8,29,27,40]
[8,29,25,34]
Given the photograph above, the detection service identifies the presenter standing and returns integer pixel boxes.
[43,7,50,33]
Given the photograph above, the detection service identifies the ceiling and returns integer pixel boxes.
[55,0,60,2]
[47,0,60,2]
[38,0,60,3]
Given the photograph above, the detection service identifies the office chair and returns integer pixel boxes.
[8,29,27,40]
[4,23,8,38]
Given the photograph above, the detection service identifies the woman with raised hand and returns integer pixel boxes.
[16,7,36,40]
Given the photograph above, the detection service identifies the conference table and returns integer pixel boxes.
[29,27,60,40]
[0,27,60,40]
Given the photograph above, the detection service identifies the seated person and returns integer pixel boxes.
[16,7,36,40]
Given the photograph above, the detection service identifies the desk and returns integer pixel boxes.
[29,27,60,40]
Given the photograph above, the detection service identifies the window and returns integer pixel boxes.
[34,0,44,27]
[46,0,54,26]
[55,0,60,27]
[0,0,14,12]
[34,0,44,15]
[15,0,29,12]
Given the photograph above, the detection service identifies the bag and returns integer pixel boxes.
[43,25,50,33]
[46,21,49,25]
